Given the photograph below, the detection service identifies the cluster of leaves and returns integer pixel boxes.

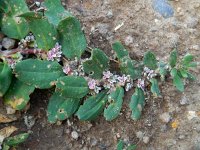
[117,140,137,150]
[0,0,198,127]
[0,126,29,150]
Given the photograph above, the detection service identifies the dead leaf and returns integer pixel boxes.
[0,126,18,144]
[0,114,17,123]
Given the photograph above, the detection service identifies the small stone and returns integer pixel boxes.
[159,112,171,123]
[24,115,36,129]
[190,45,200,51]
[124,35,133,46]
[2,37,16,49]
[180,96,189,105]
[90,138,98,146]
[116,133,121,138]
[106,10,113,19]
[143,136,150,144]
[185,16,199,28]
[71,131,79,140]
[178,135,185,140]
[187,111,197,120]
[136,131,143,139]
[6,106,16,115]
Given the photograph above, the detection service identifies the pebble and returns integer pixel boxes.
[187,111,197,120]
[106,10,113,19]
[178,134,185,140]
[71,131,79,140]
[2,37,16,49]
[136,131,143,139]
[143,136,150,144]
[159,112,171,123]
[190,45,200,51]
[152,0,174,18]
[180,96,189,105]
[124,35,133,46]
[185,16,199,28]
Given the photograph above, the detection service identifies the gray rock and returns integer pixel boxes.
[96,23,109,35]
[143,136,150,144]
[180,96,189,105]
[159,112,171,123]
[71,131,79,140]
[2,37,16,49]
[106,10,113,19]
[185,16,199,28]
[124,35,134,46]
[136,131,143,139]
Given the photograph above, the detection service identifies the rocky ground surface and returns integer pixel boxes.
[1,0,200,150]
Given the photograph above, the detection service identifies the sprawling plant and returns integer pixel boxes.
[0,0,198,125]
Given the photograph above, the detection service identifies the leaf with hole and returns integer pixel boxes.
[104,87,124,121]
[15,59,64,89]
[56,76,89,99]
[0,63,12,97]
[4,78,35,110]
[20,12,58,50]
[76,90,108,121]
[43,0,72,26]
[47,92,81,123]
[1,0,29,39]
[143,51,157,70]
[83,48,109,79]
[129,88,145,120]
[58,16,86,59]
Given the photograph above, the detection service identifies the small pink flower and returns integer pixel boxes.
[63,65,71,75]
[117,75,127,86]
[88,79,96,90]
[47,43,62,61]
[137,79,145,91]
[103,71,113,80]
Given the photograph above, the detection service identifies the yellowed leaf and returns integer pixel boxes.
[0,114,17,123]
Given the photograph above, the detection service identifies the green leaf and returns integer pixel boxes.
[143,51,157,70]
[56,76,89,99]
[4,133,30,146]
[112,41,129,59]
[0,63,12,97]
[170,68,184,92]
[83,48,109,79]
[43,0,72,26]
[20,12,58,50]
[127,144,137,150]
[185,62,198,68]
[76,91,108,121]
[58,16,86,59]
[15,59,64,89]
[179,69,188,78]
[158,61,167,81]
[169,49,177,68]
[4,78,35,110]
[120,57,142,80]
[2,143,10,150]
[117,140,124,150]
[1,0,29,39]
[150,78,160,97]
[186,72,196,81]
[0,0,9,13]
[104,87,124,121]
[129,88,145,120]
[182,54,194,65]
[47,92,81,123]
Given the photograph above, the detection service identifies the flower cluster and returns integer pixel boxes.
[62,58,85,76]
[47,43,62,61]
[143,67,157,80]
[137,79,145,91]
[18,33,35,49]
[87,71,133,94]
